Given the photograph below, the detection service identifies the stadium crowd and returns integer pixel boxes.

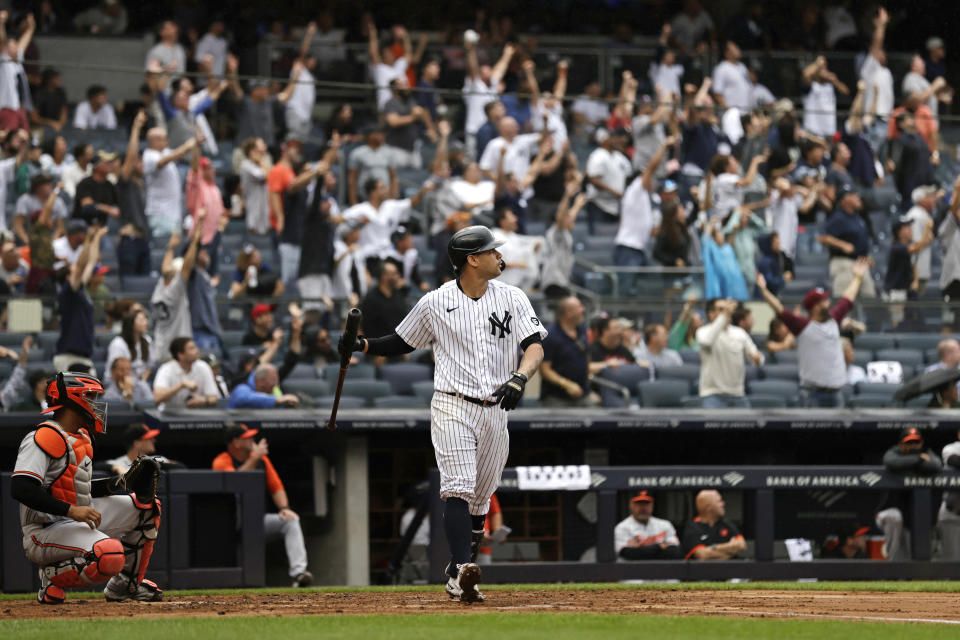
[0,2,957,415]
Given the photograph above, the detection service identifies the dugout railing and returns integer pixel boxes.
[427,466,960,583]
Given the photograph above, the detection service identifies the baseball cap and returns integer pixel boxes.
[927,36,945,51]
[251,303,275,320]
[66,218,89,235]
[391,225,412,245]
[95,150,118,165]
[122,424,160,450]
[900,427,923,444]
[610,126,631,138]
[198,156,212,169]
[224,424,258,444]
[659,179,678,193]
[836,183,857,200]
[892,216,912,237]
[911,185,937,204]
[802,287,830,312]
[838,522,870,541]
[93,263,111,275]
[630,491,654,504]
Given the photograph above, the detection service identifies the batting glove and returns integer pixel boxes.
[337,334,365,361]
[493,371,527,411]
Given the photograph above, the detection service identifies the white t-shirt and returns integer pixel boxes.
[145,42,186,73]
[195,33,228,76]
[463,76,497,135]
[902,71,936,116]
[696,315,761,397]
[153,359,218,410]
[143,147,183,234]
[372,58,408,111]
[61,161,92,198]
[105,334,154,383]
[712,60,752,113]
[903,204,932,280]
[478,134,541,182]
[860,54,894,118]
[151,274,191,363]
[721,107,745,145]
[342,198,412,257]
[649,62,684,98]
[613,515,679,559]
[752,83,776,108]
[395,279,547,400]
[531,101,567,150]
[585,147,632,216]
[571,95,610,129]
[0,157,15,232]
[770,189,802,260]
[616,177,661,252]
[708,173,743,221]
[491,227,542,290]
[73,101,118,130]
[15,193,69,224]
[286,65,316,122]
[803,81,837,138]
[331,239,369,299]
[52,236,82,267]
[0,51,24,110]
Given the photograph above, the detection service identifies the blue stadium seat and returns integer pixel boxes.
[748,379,799,403]
[854,333,897,351]
[854,382,900,397]
[638,380,690,408]
[680,395,703,408]
[322,362,375,380]
[282,379,330,398]
[341,380,393,407]
[220,330,246,347]
[770,350,798,364]
[316,395,365,409]
[374,395,429,408]
[679,350,701,364]
[598,364,652,398]
[746,394,788,408]
[925,348,939,365]
[412,380,435,402]
[849,394,893,408]
[761,364,799,381]
[875,349,924,368]
[286,363,319,379]
[654,364,699,392]
[852,349,875,367]
[378,363,433,395]
[896,334,943,352]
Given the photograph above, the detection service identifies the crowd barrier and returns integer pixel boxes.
[428,466,960,583]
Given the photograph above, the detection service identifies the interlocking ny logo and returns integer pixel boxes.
[722,472,745,486]
[489,311,513,338]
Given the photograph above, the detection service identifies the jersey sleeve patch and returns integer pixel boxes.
[34,427,68,459]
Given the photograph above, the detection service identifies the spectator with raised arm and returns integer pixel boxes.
[697,299,762,408]
[819,184,876,301]
[152,211,205,363]
[74,151,119,226]
[859,7,894,151]
[194,19,228,76]
[463,38,514,157]
[541,184,587,298]
[0,11,35,131]
[54,225,109,374]
[143,126,203,236]
[801,56,849,139]
[756,257,870,407]
[285,22,319,142]
[584,127,631,234]
[348,126,396,206]
[226,54,298,149]
[384,75,437,168]
[186,138,224,275]
[145,19,186,73]
[117,110,150,277]
[366,15,413,112]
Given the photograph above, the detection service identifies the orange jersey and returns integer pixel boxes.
[212,451,285,495]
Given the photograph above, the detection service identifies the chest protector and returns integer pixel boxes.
[34,421,94,507]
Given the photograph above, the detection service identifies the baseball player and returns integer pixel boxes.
[340,225,546,603]
[613,491,681,560]
[10,372,163,604]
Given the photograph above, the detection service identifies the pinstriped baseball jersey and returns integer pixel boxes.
[395,279,547,399]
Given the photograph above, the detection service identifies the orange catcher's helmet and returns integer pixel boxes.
[43,372,108,434]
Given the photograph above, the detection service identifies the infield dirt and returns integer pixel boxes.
[2,589,959,623]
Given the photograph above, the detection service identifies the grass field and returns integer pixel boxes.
[2,582,960,638]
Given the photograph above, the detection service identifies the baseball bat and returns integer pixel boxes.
[325,307,362,430]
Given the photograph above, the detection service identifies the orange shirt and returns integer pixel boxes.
[212,451,285,495]
[266,163,295,230]
[887,104,938,152]
[478,493,502,555]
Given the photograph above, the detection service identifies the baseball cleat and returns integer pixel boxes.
[104,575,163,602]
[292,571,314,588]
[455,563,483,603]
[37,570,64,605]
[445,576,462,600]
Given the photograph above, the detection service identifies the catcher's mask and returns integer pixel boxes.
[43,372,108,434]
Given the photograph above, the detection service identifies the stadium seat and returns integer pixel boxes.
[412,380,435,402]
[680,395,704,408]
[854,333,897,351]
[849,394,893,408]
[896,334,943,352]
[746,394,788,408]
[925,348,939,365]
[679,350,701,364]
[770,350,798,364]
[322,362,375,380]
[286,363,319,379]
[316,395,365,409]
[761,364,799,381]
[282,379,330,398]
[852,350,875,367]
[220,330,246,347]
[748,379,799,402]
[598,364,652,398]
[875,349,924,368]
[654,365,699,393]
[374,395,429,408]
[637,380,690,408]
[119,275,157,295]
[854,382,901,397]
[378,363,433,395]
[228,346,262,364]
[341,380,393,406]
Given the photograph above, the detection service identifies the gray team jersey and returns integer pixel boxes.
[396,279,547,399]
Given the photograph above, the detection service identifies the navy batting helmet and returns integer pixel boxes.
[447,225,504,274]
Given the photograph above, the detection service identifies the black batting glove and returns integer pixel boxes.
[492,372,527,411]
[338,334,365,361]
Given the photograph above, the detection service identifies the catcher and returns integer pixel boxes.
[10,372,163,604]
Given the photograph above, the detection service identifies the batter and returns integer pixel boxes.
[340,225,546,602]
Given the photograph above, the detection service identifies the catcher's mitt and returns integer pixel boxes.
[111,456,162,505]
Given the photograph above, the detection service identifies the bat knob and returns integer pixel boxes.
[326,421,337,431]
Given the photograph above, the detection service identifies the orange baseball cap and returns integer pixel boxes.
[631,491,654,503]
